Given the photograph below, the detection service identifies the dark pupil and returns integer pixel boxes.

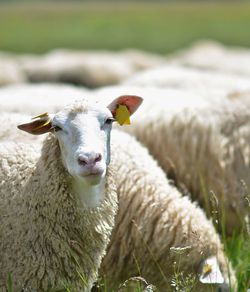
[106,118,113,125]
[54,126,62,132]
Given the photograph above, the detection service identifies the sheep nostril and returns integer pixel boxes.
[78,157,87,166]
[95,153,102,163]
[78,153,102,166]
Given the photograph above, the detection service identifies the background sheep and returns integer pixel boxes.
[125,100,250,234]
[92,85,250,234]
[123,65,250,99]
[0,83,89,115]
[101,130,236,291]
[0,112,43,143]
[16,49,164,87]
[0,96,142,291]
[0,52,26,86]
[169,40,250,77]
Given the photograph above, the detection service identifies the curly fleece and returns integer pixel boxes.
[0,134,117,292]
[101,130,236,291]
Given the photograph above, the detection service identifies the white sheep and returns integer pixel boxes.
[125,99,250,234]
[18,49,163,87]
[0,52,26,86]
[0,83,89,115]
[123,64,250,98]
[100,130,236,291]
[92,85,250,234]
[0,111,235,291]
[0,112,43,143]
[0,95,142,291]
[169,40,250,77]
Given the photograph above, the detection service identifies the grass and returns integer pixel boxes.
[0,2,250,54]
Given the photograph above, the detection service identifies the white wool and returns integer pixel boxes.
[0,52,26,86]
[0,112,236,291]
[169,40,250,77]
[18,49,164,87]
[101,130,236,291]
[123,64,250,98]
[0,100,118,291]
[0,83,90,114]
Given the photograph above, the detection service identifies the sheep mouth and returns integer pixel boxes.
[81,168,105,179]
[82,171,105,185]
[85,171,103,177]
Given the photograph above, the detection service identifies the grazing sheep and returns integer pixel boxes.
[0,95,142,291]
[100,130,236,291]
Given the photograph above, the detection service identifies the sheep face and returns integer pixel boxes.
[52,101,113,186]
[17,95,143,188]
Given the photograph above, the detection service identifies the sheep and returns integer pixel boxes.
[92,85,250,234]
[123,64,250,99]
[0,112,236,291]
[0,112,43,143]
[0,52,26,86]
[169,40,250,77]
[0,83,89,115]
[0,95,142,291]
[18,49,164,87]
[100,130,236,291]
[125,99,250,234]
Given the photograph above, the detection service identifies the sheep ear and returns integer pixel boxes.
[199,256,224,284]
[17,113,53,135]
[107,95,143,126]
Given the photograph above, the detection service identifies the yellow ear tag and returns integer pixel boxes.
[32,112,49,120]
[115,105,131,126]
[31,112,51,130]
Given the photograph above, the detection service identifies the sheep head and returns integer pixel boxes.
[18,95,142,186]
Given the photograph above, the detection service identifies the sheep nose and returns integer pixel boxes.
[78,153,102,166]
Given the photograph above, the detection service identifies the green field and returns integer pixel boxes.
[0,2,250,54]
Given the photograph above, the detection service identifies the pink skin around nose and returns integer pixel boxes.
[78,153,102,167]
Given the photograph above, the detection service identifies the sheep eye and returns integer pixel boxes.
[105,117,115,125]
[53,125,62,132]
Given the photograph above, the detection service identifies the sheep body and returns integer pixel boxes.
[122,100,250,233]
[0,83,89,115]
[101,130,236,291]
[91,85,250,233]
[170,40,250,77]
[0,52,26,86]
[18,49,163,87]
[0,112,43,143]
[124,65,250,98]
[0,117,117,291]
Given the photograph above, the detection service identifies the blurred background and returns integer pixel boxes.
[0,0,250,54]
